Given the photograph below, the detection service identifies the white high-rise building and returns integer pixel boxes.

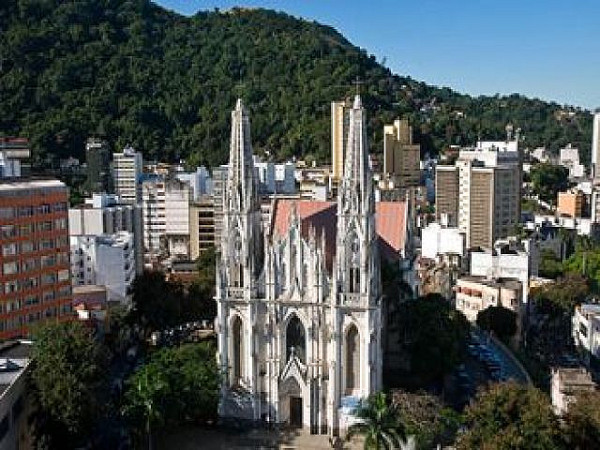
[141,174,166,260]
[113,146,143,205]
[165,178,191,258]
[69,193,143,275]
[217,97,382,434]
[592,112,600,179]
[70,232,135,303]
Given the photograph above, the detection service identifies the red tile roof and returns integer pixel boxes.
[376,202,408,261]
[271,199,408,267]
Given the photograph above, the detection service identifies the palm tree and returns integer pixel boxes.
[346,392,407,449]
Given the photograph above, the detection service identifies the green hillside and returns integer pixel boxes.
[0,0,593,167]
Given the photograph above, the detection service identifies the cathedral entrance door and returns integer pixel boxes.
[289,396,303,428]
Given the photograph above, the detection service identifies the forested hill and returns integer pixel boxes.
[0,0,593,167]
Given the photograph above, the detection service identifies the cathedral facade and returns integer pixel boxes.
[216,96,383,434]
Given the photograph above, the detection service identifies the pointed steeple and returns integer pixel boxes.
[227,98,258,212]
[340,94,373,214]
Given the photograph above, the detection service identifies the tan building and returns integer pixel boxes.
[189,197,215,260]
[557,190,584,218]
[331,100,349,183]
[436,140,521,249]
[435,165,459,226]
[455,276,522,323]
[383,119,420,189]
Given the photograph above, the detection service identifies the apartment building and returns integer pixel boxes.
[68,193,143,275]
[113,145,143,205]
[0,179,72,339]
[435,138,521,248]
[85,137,112,194]
[455,276,522,323]
[383,118,420,189]
[70,232,135,303]
[189,197,215,259]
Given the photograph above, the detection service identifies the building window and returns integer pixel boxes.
[21,241,34,253]
[231,316,243,386]
[286,315,306,363]
[2,262,18,276]
[2,243,16,256]
[345,324,360,393]
[0,207,14,219]
[1,225,16,239]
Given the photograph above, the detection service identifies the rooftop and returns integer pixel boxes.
[0,178,66,192]
[458,275,522,290]
[554,367,596,391]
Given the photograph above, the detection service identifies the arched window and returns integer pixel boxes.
[345,324,360,393]
[286,315,306,363]
[348,234,360,293]
[232,316,243,385]
[231,232,244,288]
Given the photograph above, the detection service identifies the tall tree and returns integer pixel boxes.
[561,390,600,449]
[29,321,109,448]
[476,306,518,342]
[457,382,562,450]
[122,342,220,445]
[390,294,470,388]
[346,392,407,450]
[530,163,570,206]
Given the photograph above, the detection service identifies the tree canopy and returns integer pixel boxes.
[390,294,470,388]
[457,382,562,450]
[0,1,593,167]
[562,390,600,449]
[29,321,109,448]
[530,163,571,206]
[122,342,219,442]
[476,306,518,342]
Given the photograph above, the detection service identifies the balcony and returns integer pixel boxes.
[343,293,364,306]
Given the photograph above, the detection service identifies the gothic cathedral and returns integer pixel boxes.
[216,96,382,435]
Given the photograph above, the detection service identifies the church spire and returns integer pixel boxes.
[340,94,373,214]
[227,98,258,212]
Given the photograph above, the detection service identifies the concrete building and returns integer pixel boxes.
[68,193,143,275]
[572,303,600,359]
[421,221,465,260]
[254,157,296,194]
[165,178,191,258]
[189,197,216,259]
[85,137,112,193]
[0,340,33,450]
[592,112,600,179]
[0,138,30,179]
[455,275,522,323]
[559,144,585,179]
[435,165,459,226]
[469,237,537,304]
[70,232,135,303]
[141,174,166,261]
[212,165,228,249]
[113,145,143,205]
[383,119,420,189]
[331,100,349,183]
[0,179,72,339]
[175,166,213,201]
[557,190,585,218]
[551,368,596,416]
[436,138,521,249]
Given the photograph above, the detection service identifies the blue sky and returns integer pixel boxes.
[156,1,599,110]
